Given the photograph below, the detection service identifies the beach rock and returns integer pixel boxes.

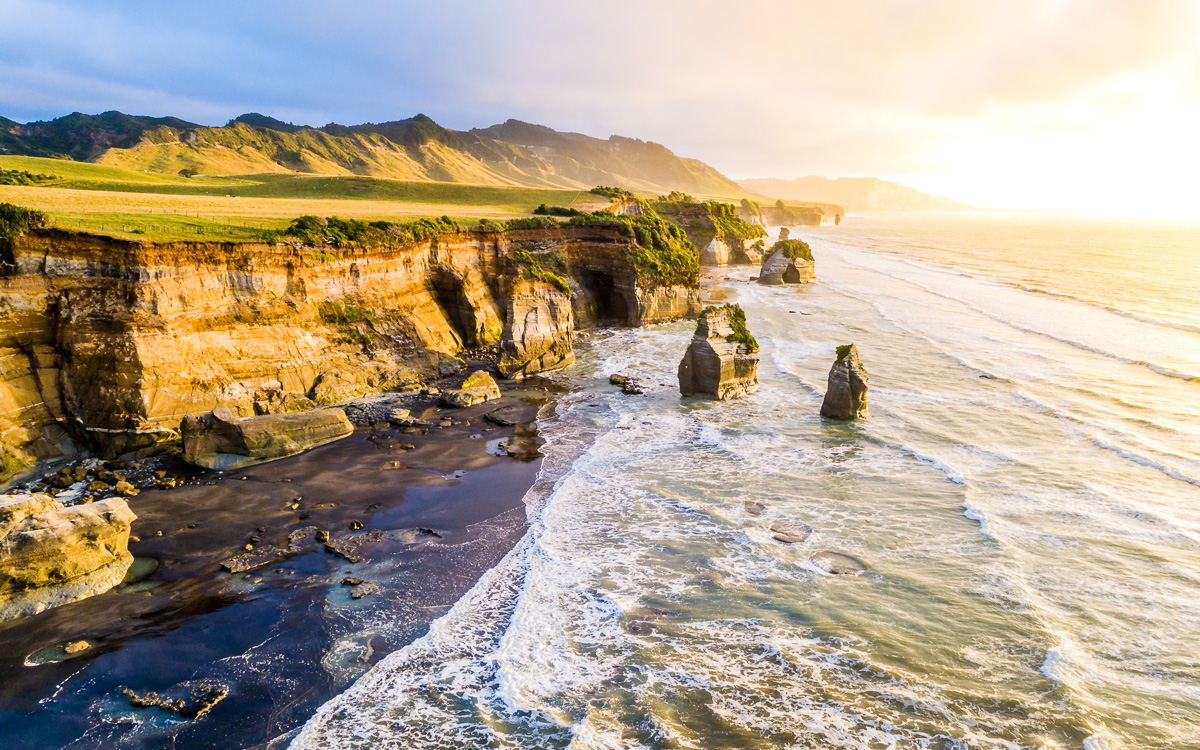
[63,640,91,654]
[770,522,813,544]
[811,551,868,576]
[440,371,501,408]
[820,345,869,421]
[609,374,631,386]
[0,493,136,620]
[114,480,139,497]
[483,406,522,427]
[497,279,575,379]
[678,305,760,400]
[122,683,227,719]
[349,581,380,599]
[621,381,646,395]
[758,240,816,285]
[181,407,354,471]
[744,501,765,516]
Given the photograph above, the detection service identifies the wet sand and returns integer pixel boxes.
[0,386,552,749]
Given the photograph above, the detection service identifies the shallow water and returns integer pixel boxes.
[292,213,1200,749]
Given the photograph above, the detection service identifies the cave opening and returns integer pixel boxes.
[429,269,477,346]
[575,269,629,326]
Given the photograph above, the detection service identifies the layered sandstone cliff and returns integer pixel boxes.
[0,224,700,480]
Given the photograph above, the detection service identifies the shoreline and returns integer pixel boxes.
[0,378,559,749]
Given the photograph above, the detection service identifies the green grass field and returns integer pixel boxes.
[0,155,592,242]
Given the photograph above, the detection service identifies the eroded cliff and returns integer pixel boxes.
[0,223,700,479]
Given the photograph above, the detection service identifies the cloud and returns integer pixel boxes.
[0,0,1197,211]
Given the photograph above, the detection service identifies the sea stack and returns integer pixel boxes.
[820,345,869,420]
[0,493,136,620]
[758,240,816,285]
[678,304,760,400]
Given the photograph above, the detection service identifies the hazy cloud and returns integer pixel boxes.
[1,0,1197,211]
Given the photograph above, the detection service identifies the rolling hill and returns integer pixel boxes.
[738,176,969,213]
[0,111,747,198]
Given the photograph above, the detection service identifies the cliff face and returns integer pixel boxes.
[0,225,700,479]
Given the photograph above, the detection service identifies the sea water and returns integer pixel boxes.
[290,213,1200,749]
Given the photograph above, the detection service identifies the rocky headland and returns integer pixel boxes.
[0,216,700,483]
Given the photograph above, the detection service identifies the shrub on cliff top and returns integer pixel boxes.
[702,303,758,351]
[590,186,636,201]
[478,216,560,232]
[565,211,698,287]
[532,204,585,217]
[269,214,460,247]
[773,239,813,262]
[0,203,48,240]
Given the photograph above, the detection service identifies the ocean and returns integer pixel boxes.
[289,213,1200,749]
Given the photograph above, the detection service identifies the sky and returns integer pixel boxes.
[1,0,1198,218]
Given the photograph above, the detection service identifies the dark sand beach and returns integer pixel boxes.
[0,383,554,749]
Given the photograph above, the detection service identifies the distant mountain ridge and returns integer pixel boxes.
[738,176,968,213]
[0,110,746,198]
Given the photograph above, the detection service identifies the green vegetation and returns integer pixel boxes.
[0,202,50,268]
[317,297,376,348]
[512,249,572,297]
[477,216,560,232]
[0,168,58,186]
[266,214,460,246]
[565,211,698,286]
[836,344,854,362]
[533,204,584,217]
[650,197,766,249]
[772,239,814,262]
[0,202,48,239]
[702,303,758,351]
[589,186,637,201]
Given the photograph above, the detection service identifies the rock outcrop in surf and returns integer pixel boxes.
[758,239,816,285]
[820,344,869,420]
[678,304,760,400]
[0,492,136,620]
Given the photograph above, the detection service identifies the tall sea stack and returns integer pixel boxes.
[678,304,760,400]
[820,344,869,420]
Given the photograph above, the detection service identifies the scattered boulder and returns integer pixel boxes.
[1,493,136,620]
[758,240,815,285]
[483,405,523,427]
[744,501,765,516]
[811,551,868,576]
[621,380,646,395]
[441,371,501,408]
[820,345,869,421]
[678,304,760,400]
[609,374,631,386]
[113,480,139,497]
[349,581,380,599]
[181,407,354,471]
[770,522,813,544]
[63,640,91,654]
